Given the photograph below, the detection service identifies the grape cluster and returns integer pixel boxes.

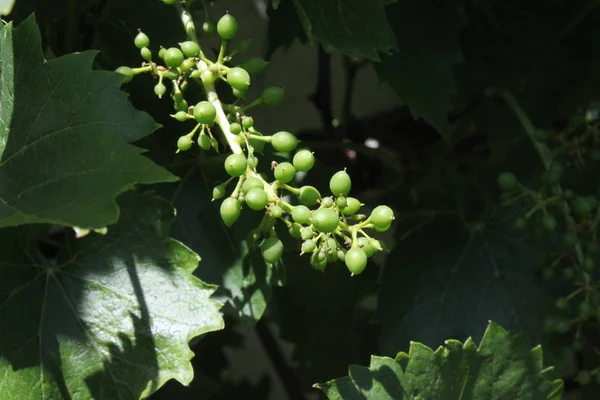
[115,3,395,275]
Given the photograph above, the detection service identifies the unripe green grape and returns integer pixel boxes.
[357,237,375,257]
[224,154,247,177]
[300,227,314,240]
[289,223,302,238]
[572,196,593,216]
[343,197,361,215]
[555,297,568,310]
[220,197,241,226]
[497,172,518,191]
[247,156,258,169]
[337,249,346,261]
[261,236,283,264]
[177,135,193,151]
[173,111,189,122]
[345,247,367,275]
[238,194,246,203]
[541,215,556,231]
[232,87,247,99]
[203,20,216,34]
[242,176,263,193]
[326,237,338,251]
[336,196,347,209]
[330,170,352,196]
[227,67,251,91]
[164,47,185,68]
[163,0,176,4]
[193,101,217,124]
[292,205,311,225]
[217,13,239,40]
[274,162,296,183]
[321,197,334,208]
[561,267,575,280]
[310,252,327,271]
[179,58,195,73]
[311,208,339,233]
[271,131,298,152]
[270,205,283,218]
[582,256,595,271]
[154,82,167,98]
[298,186,321,207]
[293,150,315,172]
[230,123,242,135]
[180,41,200,57]
[165,68,179,80]
[543,163,563,185]
[198,134,211,150]
[242,117,254,129]
[579,301,594,317]
[562,232,579,249]
[246,188,268,211]
[370,205,394,230]
[213,185,226,200]
[140,47,152,61]
[134,31,150,49]
[247,228,262,248]
[261,86,285,107]
[240,57,268,76]
[302,240,316,254]
[576,370,592,386]
[175,99,189,112]
[115,66,134,83]
[513,217,527,230]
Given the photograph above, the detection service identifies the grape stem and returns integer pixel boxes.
[502,90,584,263]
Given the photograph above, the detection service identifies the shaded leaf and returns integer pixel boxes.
[317,322,563,400]
[0,192,224,399]
[0,15,175,229]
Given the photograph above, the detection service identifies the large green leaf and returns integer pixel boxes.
[0,192,224,399]
[375,0,465,140]
[377,209,553,357]
[316,322,563,400]
[293,0,397,61]
[0,15,175,229]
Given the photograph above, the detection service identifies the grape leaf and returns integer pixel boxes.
[316,321,563,400]
[157,166,281,327]
[0,15,176,229]
[0,192,224,399]
[375,0,465,140]
[0,0,15,15]
[293,0,396,61]
[377,210,553,357]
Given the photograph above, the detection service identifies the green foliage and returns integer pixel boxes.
[317,322,563,400]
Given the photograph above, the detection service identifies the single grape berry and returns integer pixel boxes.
[154,82,167,98]
[217,13,239,40]
[134,31,150,49]
[242,176,263,193]
[271,131,298,152]
[163,0,176,4]
[115,66,134,83]
[203,20,216,34]
[224,154,247,177]
[541,215,556,231]
[261,86,285,107]
[164,47,185,68]
[336,196,347,209]
[193,101,217,124]
[227,67,250,91]
[555,297,568,310]
[298,186,321,207]
[343,197,362,215]
[164,68,179,80]
[300,227,314,240]
[321,197,334,208]
[571,196,593,216]
[173,111,189,122]
[289,223,302,238]
[140,47,152,61]
[563,232,579,249]
[311,208,339,233]
[230,123,242,135]
[357,237,375,257]
[543,163,563,185]
[311,252,327,271]
[302,240,317,254]
[345,248,367,275]
[180,41,200,57]
[274,162,296,183]
[292,205,311,225]
[270,205,283,218]
[179,58,196,73]
[198,134,211,150]
[246,188,268,211]
[261,236,283,264]
[177,135,193,151]
[330,170,352,196]
[293,150,315,172]
[513,217,526,230]
[220,197,241,227]
[175,99,189,112]
[582,256,595,272]
[576,370,592,386]
[497,172,518,191]
[247,156,258,169]
[213,185,226,200]
[370,206,394,230]
[242,117,254,129]
[241,57,269,76]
